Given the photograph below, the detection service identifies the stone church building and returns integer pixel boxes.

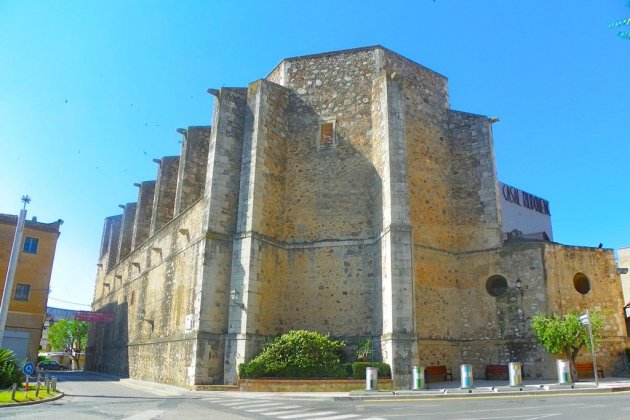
[87,46,629,387]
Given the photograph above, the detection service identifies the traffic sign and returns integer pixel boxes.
[23,361,35,375]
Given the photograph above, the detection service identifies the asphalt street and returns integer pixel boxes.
[3,371,630,419]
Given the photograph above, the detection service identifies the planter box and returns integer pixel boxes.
[239,378,393,392]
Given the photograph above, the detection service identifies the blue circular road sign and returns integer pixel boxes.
[23,361,35,375]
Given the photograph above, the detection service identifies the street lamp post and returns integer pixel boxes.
[0,196,31,348]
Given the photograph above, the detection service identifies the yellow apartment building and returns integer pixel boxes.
[0,213,62,362]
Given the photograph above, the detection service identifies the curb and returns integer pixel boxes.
[0,392,64,408]
[339,385,630,401]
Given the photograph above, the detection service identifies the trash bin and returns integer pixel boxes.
[460,364,474,388]
[509,362,523,386]
[556,359,571,384]
[412,366,426,390]
[366,367,378,391]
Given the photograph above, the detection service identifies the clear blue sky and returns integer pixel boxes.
[1,1,629,311]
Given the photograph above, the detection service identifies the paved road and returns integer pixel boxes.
[4,371,630,419]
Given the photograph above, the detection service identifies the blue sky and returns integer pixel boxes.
[1,1,629,310]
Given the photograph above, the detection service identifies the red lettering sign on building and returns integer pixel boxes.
[74,311,114,323]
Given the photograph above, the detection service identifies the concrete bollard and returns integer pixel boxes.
[11,383,17,401]
[411,366,426,390]
[509,362,523,386]
[365,367,378,391]
[460,364,474,389]
[36,378,41,397]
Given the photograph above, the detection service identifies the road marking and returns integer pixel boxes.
[277,411,338,419]
[220,399,258,406]
[123,410,166,420]
[248,404,303,413]
[464,414,561,420]
[302,414,360,420]
[231,402,286,409]
[263,409,312,416]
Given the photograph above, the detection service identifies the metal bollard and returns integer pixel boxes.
[36,378,41,397]
[556,359,571,384]
[412,366,426,390]
[11,383,17,401]
[509,362,523,386]
[365,367,378,391]
[52,376,57,392]
[46,377,50,393]
[460,364,474,389]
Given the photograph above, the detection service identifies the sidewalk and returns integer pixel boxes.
[88,371,630,401]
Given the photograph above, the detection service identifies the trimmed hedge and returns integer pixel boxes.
[351,362,391,379]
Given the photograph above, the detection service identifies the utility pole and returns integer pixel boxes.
[0,196,30,348]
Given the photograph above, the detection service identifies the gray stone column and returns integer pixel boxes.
[174,126,211,215]
[117,202,136,262]
[186,88,247,386]
[150,156,180,234]
[105,215,122,272]
[373,72,417,388]
[131,181,155,250]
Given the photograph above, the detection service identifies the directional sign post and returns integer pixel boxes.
[579,310,599,387]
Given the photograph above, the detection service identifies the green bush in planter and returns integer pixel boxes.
[351,362,391,379]
[239,330,346,378]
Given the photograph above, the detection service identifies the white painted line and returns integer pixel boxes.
[221,399,262,406]
[123,409,166,420]
[277,411,338,419]
[302,414,359,420]
[234,402,287,410]
[262,409,310,416]
[465,414,561,420]
[247,404,303,413]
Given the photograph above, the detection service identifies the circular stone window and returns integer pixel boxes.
[486,275,508,297]
[573,272,591,294]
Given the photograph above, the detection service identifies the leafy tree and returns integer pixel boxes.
[610,1,630,39]
[531,311,603,381]
[48,319,88,369]
[0,348,24,388]
[240,330,346,378]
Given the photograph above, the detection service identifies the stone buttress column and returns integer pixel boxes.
[185,88,247,386]
[131,181,156,250]
[224,80,283,384]
[150,156,180,235]
[105,215,122,272]
[117,202,137,262]
[174,126,211,215]
[373,71,417,388]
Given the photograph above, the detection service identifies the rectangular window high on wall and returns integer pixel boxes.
[23,237,39,254]
[318,119,336,149]
[14,283,31,301]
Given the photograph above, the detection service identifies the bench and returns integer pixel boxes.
[425,365,453,382]
[576,363,604,378]
[485,364,509,380]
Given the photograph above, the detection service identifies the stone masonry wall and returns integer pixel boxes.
[90,200,206,386]
[543,244,630,375]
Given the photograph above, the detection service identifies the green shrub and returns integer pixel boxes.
[351,362,391,379]
[239,330,346,378]
[0,348,24,388]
